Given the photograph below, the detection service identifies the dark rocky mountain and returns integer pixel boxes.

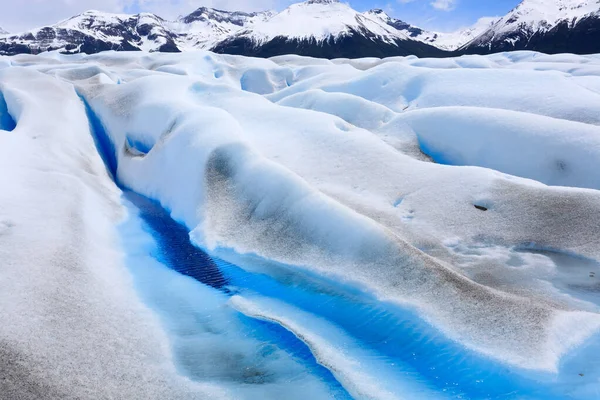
[211,1,448,58]
[461,0,600,55]
[0,8,273,56]
[364,8,498,52]
[0,0,598,59]
[211,30,447,59]
[181,7,272,25]
[0,12,178,55]
[0,0,450,58]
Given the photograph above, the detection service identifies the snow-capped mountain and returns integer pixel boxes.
[1,0,598,58]
[171,7,275,50]
[461,0,600,54]
[0,0,446,58]
[211,0,446,58]
[0,7,271,55]
[365,9,497,51]
[0,11,179,55]
[432,17,500,50]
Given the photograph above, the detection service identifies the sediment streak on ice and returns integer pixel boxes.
[3,50,600,398]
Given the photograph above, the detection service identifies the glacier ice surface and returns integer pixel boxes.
[1,50,600,398]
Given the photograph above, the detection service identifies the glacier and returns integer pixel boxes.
[1,50,600,399]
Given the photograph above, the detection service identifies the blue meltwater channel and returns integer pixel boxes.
[81,92,599,399]
[118,189,599,399]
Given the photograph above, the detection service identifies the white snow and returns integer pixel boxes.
[466,0,600,49]
[229,0,407,45]
[431,16,500,50]
[168,9,275,51]
[3,49,600,397]
[77,50,600,371]
[2,0,490,54]
[8,8,273,53]
[57,10,134,31]
[9,0,579,54]
[0,65,224,399]
[365,9,499,51]
[396,106,600,188]
[499,0,600,31]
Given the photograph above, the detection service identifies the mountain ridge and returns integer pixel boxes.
[210,0,447,58]
[0,0,599,58]
[365,9,498,51]
[461,0,600,54]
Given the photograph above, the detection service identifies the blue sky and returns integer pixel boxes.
[1,0,521,33]
[352,0,519,31]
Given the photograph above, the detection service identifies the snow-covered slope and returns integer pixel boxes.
[0,58,226,400]
[0,0,447,58]
[2,50,600,399]
[170,7,275,50]
[0,7,272,55]
[462,0,600,54]
[430,17,500,50]
[2,0,599,57]
[0,11,179,54]
[211,0,446,58]
[365,9,498,51]
[227,0,403,44]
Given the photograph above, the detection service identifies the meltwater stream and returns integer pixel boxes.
[80,91,599,399]
[120,191,352,399]
[117,189,597,399]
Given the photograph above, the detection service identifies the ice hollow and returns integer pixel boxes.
[2,50,600,398]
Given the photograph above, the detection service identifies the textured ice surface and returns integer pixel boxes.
[2,50,600,398]
[0,67,223,399]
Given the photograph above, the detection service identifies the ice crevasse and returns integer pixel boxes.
[1,50,600,399]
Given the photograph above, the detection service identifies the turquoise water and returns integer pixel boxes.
[83,89,599,399]
[118,189,598,399]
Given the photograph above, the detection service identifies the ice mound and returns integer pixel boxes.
[71,50,600,371]
[397,106,600,189]
[0,68,224,399]
[3,50,600,397]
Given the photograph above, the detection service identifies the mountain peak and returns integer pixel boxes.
[226,0,404,46]
[460,0,600,54]
[0,0,598,58]
[505,0,600,25]
[365,8,391,19]
[304,0,340,4]
[181,6,272,26]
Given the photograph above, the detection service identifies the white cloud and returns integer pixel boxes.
[0,0,124,32]
[0,0,459,33]
[396,0,457,12]
[0,0,286,32]
[430,0,457,11]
